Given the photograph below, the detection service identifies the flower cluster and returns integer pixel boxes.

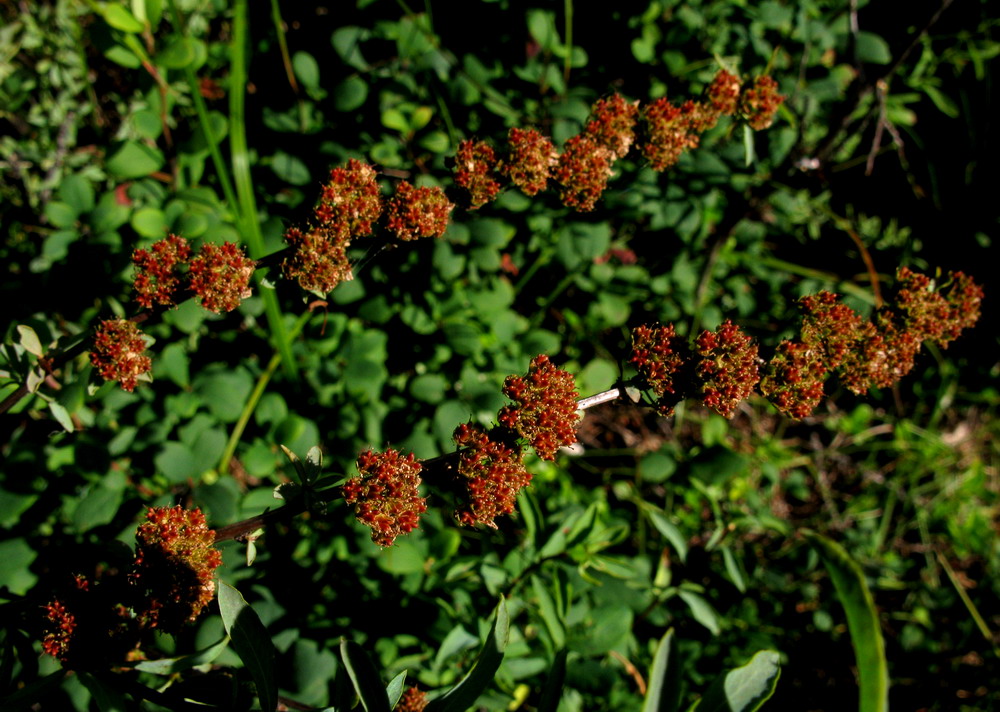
[630,323,688,415]
[90,319,152,392]
[759,340,828,419]
[894,267,984,347]
[498,354,580,460]
[453,423,532,528]
[41,574,138,669]
[740,75,784,130]
[706,69,742,116]
[130,506,223,633]
[554,134,615,212]
[188,241,255,313]
[132,234,191,308]
[314,158,383,236]
[640,98,703,171]
[395,686,429,712]
[501,127,558,196]
[694,320,761,418]
[385,181,455,241]
[342,448,427,547]
[586,93,639,160]
[281,225,351,294]
[799,291,866,369]
[454,139,502,209]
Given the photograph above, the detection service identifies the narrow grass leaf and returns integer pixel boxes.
[218,582,278,712]
[340,639,391,712]
[641,628,682,712]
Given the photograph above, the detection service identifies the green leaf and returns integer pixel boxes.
[803,530,888,712]
[16,325,43,357]
[694,650,781,712]
[536,648,567,712]
[386,671,407,709]
[106,141,165,179]
[646,508,688,563]
[78,672,126,711]
[856,31,892,65]
[531,576,566,649]
[678,590,721,636]
[131,207,167,238]
[270,151,311,185]
[44,201,78,229]
[133,638,229,674]
[218,582,278,712]
[157,37,200,69]
[426,597,509,712]
[102,3,144,32]
[340,640,391,712]
[58,173,95,213]
[642,629,682,712]
[47,402,74,433]
[743,124,755,167]
[105,44,141,68]
[334,75,368,112]
[293,51,320,90]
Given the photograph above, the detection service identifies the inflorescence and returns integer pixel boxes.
[342,448,428,547]
[42,506,222,667]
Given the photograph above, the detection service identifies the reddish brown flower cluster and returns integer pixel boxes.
[694,320,761,418]
[498,354,580,460]
[706,69,742,117]
[188,241,255,313]
[282,159,383,294]
[894,267,984,347]
[130,506,223,633]
[385,181,454,241]
[759,340,827,419]
[630,323,687,415]
[281,225,351,294]
[453,423,532,528]
[554,134,615,212]
[640,98,704,171]
[454,139,502,209]
[314,158,383,236]
[41,574,138,669]
[132,234,191,308]
[342,448,427,547]
[90,318,152,391]
[395,686,429,712]
[501,127,558,196]
[740,75,785,130]
[586,93,640,160]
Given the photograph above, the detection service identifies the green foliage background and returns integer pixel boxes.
[0,0,997,710]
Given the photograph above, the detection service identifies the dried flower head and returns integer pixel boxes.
[395,686,429,712]
[188,241,255,313]
[502,127,558,196]
[90,318,152,391]
[454,139,502,209]
[759,340,828,419]
[894,267,984,347]
[342,448,427,547]
[630,323,689,415]
[585,93,639,160]
[315,159,383,236]
[281,225,352,294]
[385,181,454,241]
[693,320,760,418]
[453,423,531,528]
[130,506,223,633]
[641,98,701,171]
[740,76,784,130]
[554,134,615,212]
[498,354,580,460]
[41,574,138,669]
[837,315,921,395]
[132,234,192,309]
[706,69,742,116]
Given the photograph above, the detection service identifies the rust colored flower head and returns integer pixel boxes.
[132,234,192,309]
[498,354,580,460]
[395,686,429,712]
[315,159,383,237]
[554,133,615,212]
[740,75,784,130]
[130,506,223,633]
[799,291,865,370]
[282,224,352,294]
[385,181,454,241]
[454,139,502,209]
[453,423,532,528]
[630,323,689,416]
[188,241,255,313]
[837,315,921,395]
[693,320,760,418]
[759,340,828,419]
[585,93,639,160]
[502,127,558,196]
[90,318,152,392]
[42,574,138,669]
[342,448,426,547]
[893,267,984,347]
[706,69,742,116]
[640,97,701,171]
